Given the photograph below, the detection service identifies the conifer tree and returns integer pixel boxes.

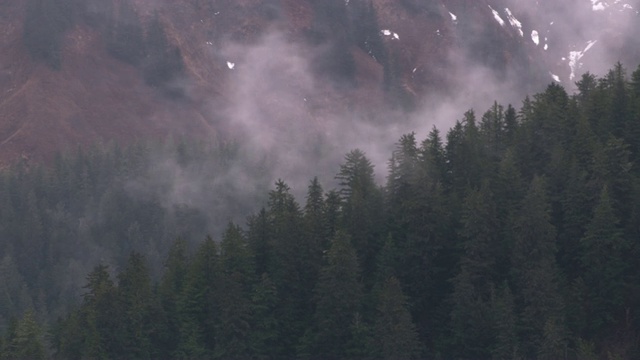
[158,238,189,356]
[324,190,342,241]
[216,223,253,359]
[580,186,628,334]
[247,208,271,277]
[78,264,119,359]
[306,231,363,359]
[116,252,159,359]
[266,180,308,356]
[250,273,280,358]
[510,177,566,355]
[490,283,518,360]
[374,276,422,359]
[7,310,45,360]
[176,236,220,357]
[337,149,384,285]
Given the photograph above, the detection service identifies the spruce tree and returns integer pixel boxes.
[7,310,45,360]
[580,186,628,335]
[216,223,253,359]
[116,252,159,359]
[510,177,566,355]
[337,149,384,286]
[306,231,363,359]
[250,273,280,358]
[176,236,220,357]
[158,239,189,356]
[374,276,422,359]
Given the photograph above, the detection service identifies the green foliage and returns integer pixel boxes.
[304,231,363,358]
[580,186,628,334]
[510,177,566,355]
[3,62,640,359]
[374,276,422,359]
[6,310,45,360]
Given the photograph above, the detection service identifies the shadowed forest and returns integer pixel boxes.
[1,64,640,359]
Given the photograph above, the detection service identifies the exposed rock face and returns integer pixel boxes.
[0,0,636,164]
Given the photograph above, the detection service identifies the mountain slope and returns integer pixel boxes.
[0,0,637,165]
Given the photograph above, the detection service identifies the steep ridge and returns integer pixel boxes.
[1,0,635,165]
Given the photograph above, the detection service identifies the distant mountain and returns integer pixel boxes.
[0,0,637,165]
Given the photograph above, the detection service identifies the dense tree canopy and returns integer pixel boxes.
[1,64,640,359]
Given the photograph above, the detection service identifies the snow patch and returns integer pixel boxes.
[449,11,457,23]
[531,30,540,45]
[381,29,400,40]
[591,0,608,11]
[568,40,598,80]
[488,6,505,27]
[227,61,235,70]
[504,8,523,37]
[550,73,561,82]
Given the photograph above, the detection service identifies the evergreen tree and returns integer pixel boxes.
[176,236,220,357]
[157,238,189,356]
[510,177,566,355]
[265,180,308,356]
[580,186,628,335]
[337,149,384,286]
[459,182,501,289]
[116,252,160,359]
[490,283,518,360]
[374,276,422,359]
[78,264,120,359]
[304,231,363,359]
[216,223,253,359]
[247,208,271,277]
[250,273,280,358]
[7,310,45,360]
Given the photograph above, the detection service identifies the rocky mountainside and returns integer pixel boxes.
[0,0,637,165]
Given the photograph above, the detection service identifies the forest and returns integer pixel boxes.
[1,63,640,359]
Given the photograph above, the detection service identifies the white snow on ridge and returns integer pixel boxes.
[568,40,598,80]
[531,30,539,45]
[227,61,235,70]
[488,5,505,27]
[449,11,457,23]
[504,8,523,37]
[381,29,400,40]
[591,0,608,11]
[550,72,561,82]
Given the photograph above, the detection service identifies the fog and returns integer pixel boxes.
[508,0,640,85]
[121,0,640,237]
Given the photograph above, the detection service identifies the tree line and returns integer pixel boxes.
[23,0,184,89]
[2,63,640,358]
